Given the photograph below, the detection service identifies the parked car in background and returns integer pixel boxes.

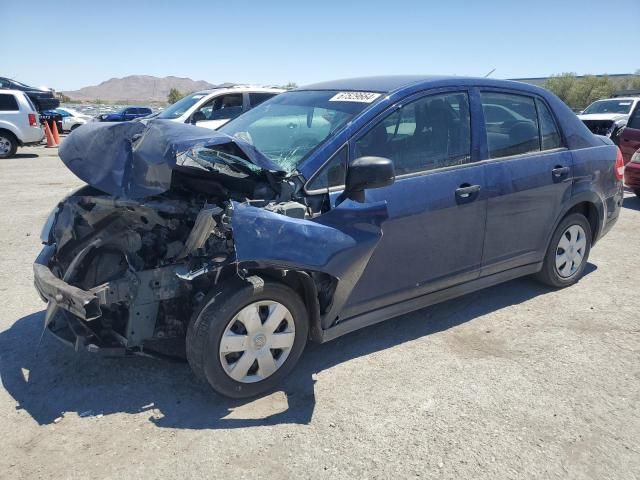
[623,149,640,197]
[619,102,640,164]
[0,90,44,158]
[96,106,153,122]
[52,107,91,132]
[39,111,63,135]
[0,77,60,112]
[156,85,283,130]
[34,76,623,398]
[578,97,640,143]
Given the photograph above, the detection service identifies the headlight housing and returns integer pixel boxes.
[631,150,640,164]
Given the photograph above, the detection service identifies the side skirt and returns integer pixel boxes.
[319,262,542,343]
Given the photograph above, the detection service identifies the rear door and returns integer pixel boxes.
[620,103,640,164]
[479,90,573,276]
[337,89,488,319]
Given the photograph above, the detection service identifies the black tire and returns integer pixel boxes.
[70,124,81,132]
[634,188,640,198]
[535,213,592,288]
[0,131,18,159]
[186,275,309,398]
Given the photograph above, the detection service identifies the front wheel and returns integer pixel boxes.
[535,213,592,288]
[186,276,309,398]
[633,188,640,198]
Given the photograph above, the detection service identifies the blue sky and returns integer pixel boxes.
[3,0,638,91]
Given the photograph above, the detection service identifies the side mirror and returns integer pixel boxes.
[339,156,395,203]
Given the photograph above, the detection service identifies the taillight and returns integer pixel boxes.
[28,113,37,127]
[614,147,624,181]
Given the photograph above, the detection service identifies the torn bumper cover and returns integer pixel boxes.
[33,245,102,321]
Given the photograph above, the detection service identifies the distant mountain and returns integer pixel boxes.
[61,75,227,103]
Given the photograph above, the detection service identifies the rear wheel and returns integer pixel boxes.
[186,276,308,398]
[535,213,591,288]
[0,131,18,158]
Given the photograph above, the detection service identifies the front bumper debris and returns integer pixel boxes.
[34,244,186,353]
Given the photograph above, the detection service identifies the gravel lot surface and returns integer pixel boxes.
[1,144,639,479]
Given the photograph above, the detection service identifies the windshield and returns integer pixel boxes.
[583,100,634,115]
[158,92,209,119]
[218,90,379,171]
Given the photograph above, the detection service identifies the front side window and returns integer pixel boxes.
[219,90,375,172]
[194,94,243,121]
[355,92,471,175]
[0,94,19,111]
[481,92,539,158]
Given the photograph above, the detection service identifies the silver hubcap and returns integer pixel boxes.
[0,136,11,155]
[219,300,296,383]
[555,224,587,278]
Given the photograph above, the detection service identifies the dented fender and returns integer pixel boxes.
[231,199,388,329]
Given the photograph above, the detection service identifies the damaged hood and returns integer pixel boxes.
[577,113,628,122]
[58,120,284,199]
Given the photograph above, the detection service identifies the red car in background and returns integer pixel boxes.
[620,103,640,196]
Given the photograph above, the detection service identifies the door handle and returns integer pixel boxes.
[552,166,570,178]
[455,184,481,199]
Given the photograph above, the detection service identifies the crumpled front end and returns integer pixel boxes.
[34,120,389,355]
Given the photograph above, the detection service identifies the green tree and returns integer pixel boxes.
[56,92,72,103]
[167,88,185,104]
[544,73,577,105]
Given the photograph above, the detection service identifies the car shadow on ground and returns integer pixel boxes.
[622,192,640,211]
[0,265,597,430]
[4,153,40,159]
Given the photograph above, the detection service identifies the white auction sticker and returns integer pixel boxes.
[329,91,382,103]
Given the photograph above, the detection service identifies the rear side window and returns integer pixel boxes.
[0,94,19,111]
[23,93,37,111]
[536,99,562,150]
[480,92,539,158]
[139,108,152,115]
[249,93,276,107]
[628,105,640,130]
[355,91,471,175]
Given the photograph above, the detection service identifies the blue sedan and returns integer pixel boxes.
[34,76,623,398]
[96,106,153,122]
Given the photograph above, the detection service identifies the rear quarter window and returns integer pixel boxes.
[0,94,19,111]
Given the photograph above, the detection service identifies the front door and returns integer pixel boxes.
[478,90,573,276]
[338,90,488,320]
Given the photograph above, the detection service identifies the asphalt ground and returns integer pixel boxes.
[1,143,638,479]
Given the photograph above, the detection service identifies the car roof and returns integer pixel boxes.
[192,86,285,95]
[298,75,547,95]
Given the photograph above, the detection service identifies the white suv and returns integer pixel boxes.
[155,86,284,129]
[0,90,44,158]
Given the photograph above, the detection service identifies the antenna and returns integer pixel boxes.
[484,68,496,78]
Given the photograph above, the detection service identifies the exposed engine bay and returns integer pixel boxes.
[34,120,324,355]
